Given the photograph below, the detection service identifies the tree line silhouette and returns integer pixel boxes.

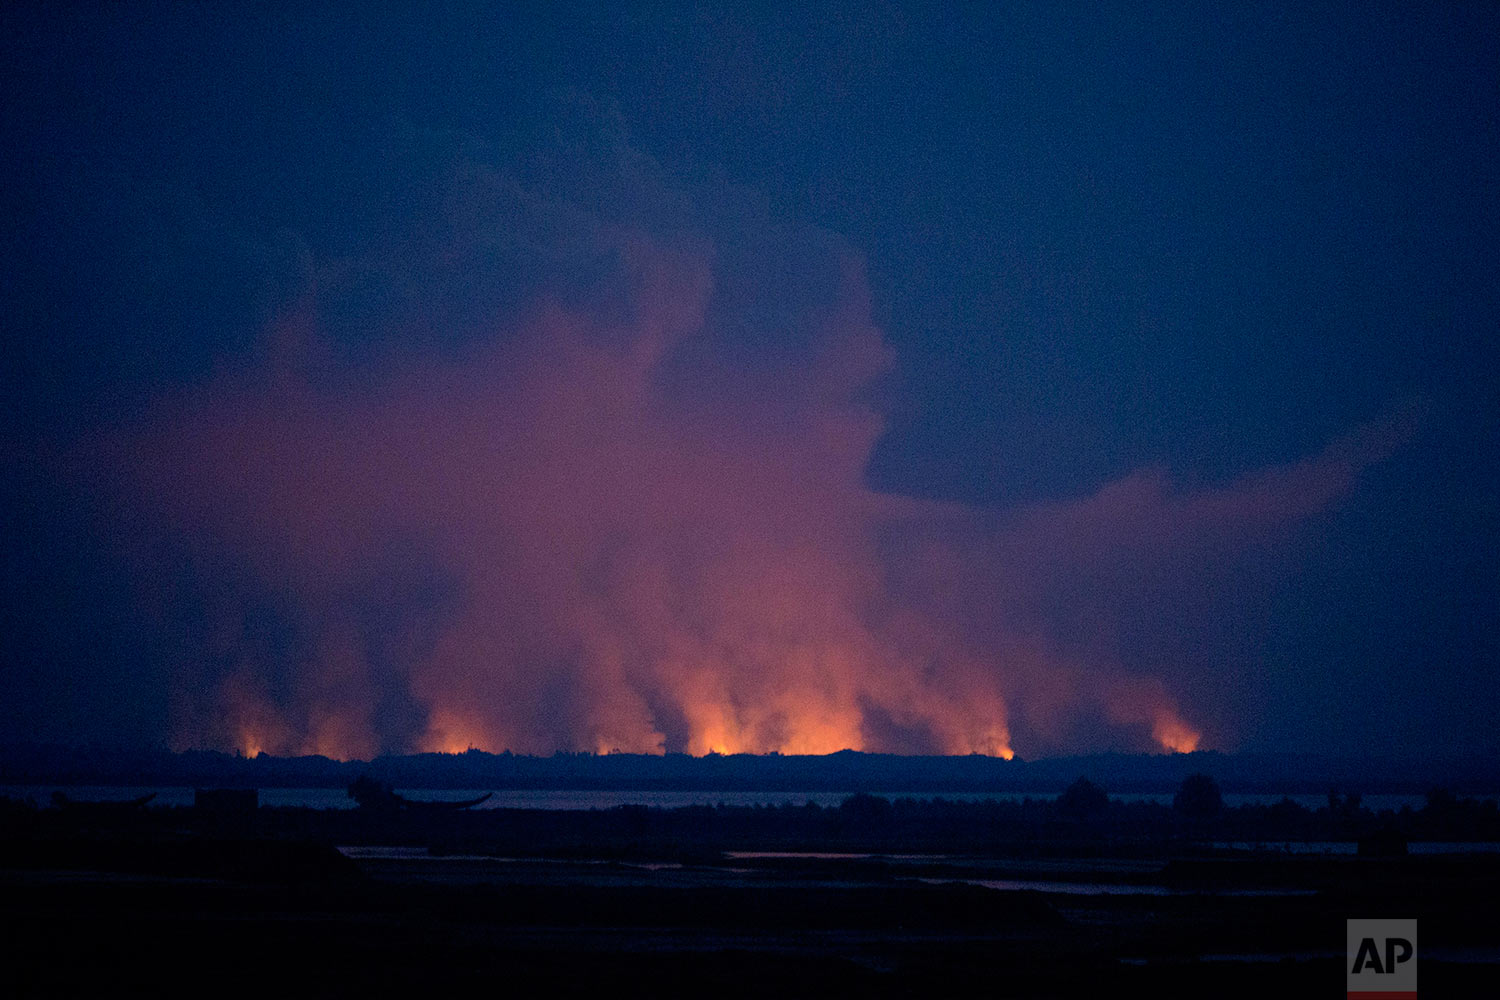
[4,773,1496,859]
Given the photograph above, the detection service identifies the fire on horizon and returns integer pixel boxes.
[111,246,1378,763]
[2,6,1495,764]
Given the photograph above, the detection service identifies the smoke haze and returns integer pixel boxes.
[71,134,1401,759]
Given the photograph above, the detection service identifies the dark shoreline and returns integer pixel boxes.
[6,743,1499,795]
[5,791,1498,997]
[5,838,1498,998]
[14,786,1500,850]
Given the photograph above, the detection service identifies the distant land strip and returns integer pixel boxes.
[2,745,1497,794]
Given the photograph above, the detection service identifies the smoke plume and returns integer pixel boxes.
[86,133,1396,759]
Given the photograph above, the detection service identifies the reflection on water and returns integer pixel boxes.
[1,786,856,810]
[332,847,1329,897]
[1,786,1460,812]
[725,851,929,860]
[1209,840,1500,855]
[915,876,1317,897]
[0,786,358,809]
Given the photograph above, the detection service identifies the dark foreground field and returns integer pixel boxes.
[3,798,1498,997]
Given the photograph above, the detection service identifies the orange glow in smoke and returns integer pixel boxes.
[1152,712,1201,754]
[239,732,264,759]
[967,730,1016,760]
[142,257,1226,765]
[423,710,492,756]
[677,696,868,756]
[229,672,1150,762]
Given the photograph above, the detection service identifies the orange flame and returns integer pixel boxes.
[1152,712,1201,754]
[423,710,493,756]
[141,245,1232,765]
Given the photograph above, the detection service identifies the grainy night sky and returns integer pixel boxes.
[2,4,1495,759]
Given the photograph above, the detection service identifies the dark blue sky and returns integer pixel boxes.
[2,3,1496,758]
